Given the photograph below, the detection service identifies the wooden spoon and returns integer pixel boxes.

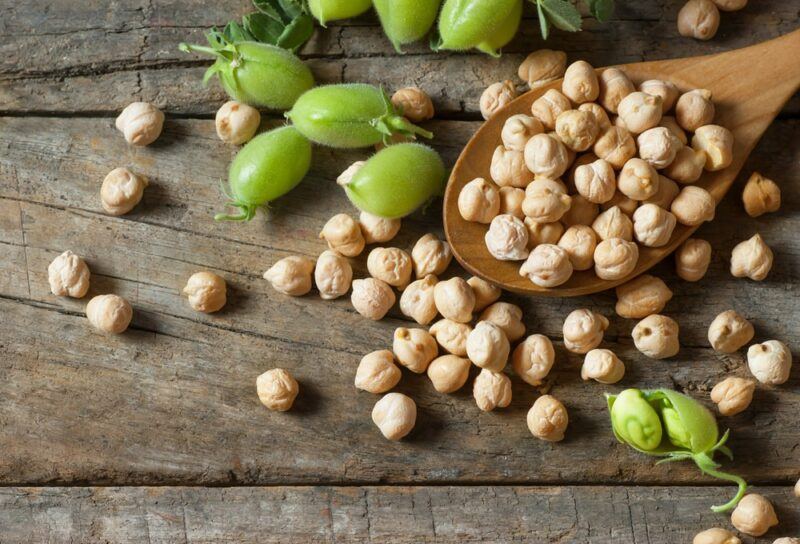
[443,29,800,296]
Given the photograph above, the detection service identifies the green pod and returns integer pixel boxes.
[437,0,518,51]
[217,126,312,221]
[286,84,433,148]
[650,389,719,454]
[475,0,522,57]
[340,143,446,218]
[374,0,443,52]
[308,0,373,25]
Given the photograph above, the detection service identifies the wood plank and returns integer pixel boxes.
[0,486,797,543]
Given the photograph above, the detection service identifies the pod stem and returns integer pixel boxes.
[178,43,220,57]
[372,88,434,145]
[692,451,748,513]
[215,202,257,222]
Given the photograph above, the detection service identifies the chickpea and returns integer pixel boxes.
[351,278,396,320]
[526,176,567,195]
[264,255,315,296]
[615,274,673,319]
[522,180,572,224]
[518,49,567,89]
[48,250,90,298]
[618,158,660,201]
[531,89,572,130]
[527,395,568,442]
[519,244,573,287]
[319,214,365,257]
[311,250,353,300]
[429,319,473,356]
[359,211,401,245]
[664,146,706,184]
[501,114,544,151]
[671,185,716,226]
[479,302,526,342]
[115,102,164,146]
[524,219,565,248]
[182,271,227,313]
[411,234,452,278]
[391,87,434,122]
[574,159,616,204]
[400,275,438,325]
[730,233,773,281]
[712,0,747,9]
[563,309,608,354]
[466,321,510,372]
[593,126,637,169]
[513,334,555,386]
[458,177,500,224]
[499,186,526,219]
[693,528,742,544]
[215,101,260,145]
[708,310,754,353]
[427,355,471,393]
[256,368,299,411]
[742,172,781,218]
[337,160,365,186]
[480,80,517,120]
[645,175,680,209]
[434,277,475,323]
[637,127,682,170]
[598,68,635,113]
[490,145,534,188]
[561,194,599,228]
[524,133,570,179]
[632,203,677,247]
[795,478,800,498]
[549,130,577,166]
[581,348,625,384]
[592,206,634,241]
[747,340,792,385]
[393,327,438,373]
[710,377,755,416]
[579,103,612,131]
[676,238,712,281]
[367,247,412,289]
[730,494,778,537]
[468,276,501,312]
[558,225,597,271]
[355,350,401,394]
[101,167,148,216]
[473,369,512,411]
[640,80,680,113]
[555,110,599,152]
[618,92,663,134]
[774,539,800,544]
[372,392,416,441]
[86,294,133,334]
[594,238,639,280]
[485,214,530,261]
[676,89,715,132]
[678,0,721,41]
[602,191,640,216]
[659,116,688,144]
[562,60,599,104]
[693,125,734,171]
[632,314,680,359]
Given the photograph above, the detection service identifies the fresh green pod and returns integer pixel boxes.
[475,0,522,57]
[286,84,433,148]
[179,34,314,110]
[339,143,445,218]
[216,126,312,221]
[308,0,373,25]
[374,0,443,52]
[437,0,518,51]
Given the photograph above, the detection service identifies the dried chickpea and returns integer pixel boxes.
[473,369,512,411]
[633,203,677,247]
[574,159,616,204]
[351,278,396,320]
[372,392,416,440]
[101,167,148,216]
[730,233,773,281]
[518,49,567,89]
[182,271,226,313]
[531,89,572,130]
[773,539,800,544]
[499,186,526,218]
[468,276,501,312]
[581,348,625,384]
[592,206,634,241]
[427,354,471,393]
[731,494,778,537]
[367,247,412,288]
[264,256,315,296]
[593,126,637,169]
[671,185,716,226]
[485,214,530,261]
[215,101,260,145]
[524,133,571,179]
[549,130,577,166]
[502,114,544,151]
[115,102,164,146]
[558,225,597,271]
[602,191,639,216]
[795,479,800,498]
[659,116,688,144]
[632,314,680,359]
[400,275,438,325]
[563,309,609,354]
[598,68,635,113]
[637,127,682,169]
[664,146,706,184]
[524,219,565,248]
[526,176,567,195]
[562,60,599,104]
[391,87,434,122]
[522,179,572,224]
[644,175,680,209]
[393,327,438,373]
[48,250,90,298]
[513,334,555,386]
[320,214,365,257]
[618,158,660,201]
[640,80,680,113]
[355,350,401,393]
[594,238,639,280]
[555,110,599,152]
[561,195,599,228]
[693,124,734,171]
[434,277,476,323]
[458,177,501,224]
[490,145,534,188]
[748,340,792,385]
[579,103,612,131]
[337,160,365,186]
[693,528,742,544]
[676,238,712,281]
[429,319,472,356]
[256,368,299,411]
[712,0,747,10]
[480,80,517,120]
[678,0,721,41]
[480,302,525,342]
[708,310,754,353]
[527,395,568,442]
[519,244,573,287]
[676,89,715,132]
[359,211,401,245]
[467,321,510,372]
[411,234,452,278]
[314,250,353,300]
[615,274,673,319]
[711,377,756,416]
[617,92,663,134]
[742,172,781,218]
[86,294,133,334]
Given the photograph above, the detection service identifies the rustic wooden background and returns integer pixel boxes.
[1,1,798,542]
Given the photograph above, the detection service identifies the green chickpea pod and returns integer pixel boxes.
[374,0,443,52]
[437,0,519,52]
[307,0,373,25]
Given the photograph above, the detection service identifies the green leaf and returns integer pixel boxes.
[536,1,550,39]
[586,0,614,22]
[244,12,285,43]
[275,14,314,52]
[223,21,254,42]
[252,0,285,22]
[539,0,582,32]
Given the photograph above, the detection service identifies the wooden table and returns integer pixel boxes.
[1,1,798,542]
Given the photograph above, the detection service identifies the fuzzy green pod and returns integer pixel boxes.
[437,0,518,51]
[308,0,373,25]
[217,126,312,221]
[374,0,442,52]
[339,143,446,218]
[475,0,522,57]
[286,84,433,148]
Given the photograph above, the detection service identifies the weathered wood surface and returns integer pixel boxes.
[1,486,798,543]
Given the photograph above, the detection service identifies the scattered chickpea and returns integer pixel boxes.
[391,87,434,122]
[86,294,133,334]
[664,146,706,184]
[458,177,501,224]
[479,302,525,342]
[337,161,365,186]
[480,80,517,120]
[730,233,773,281]
[598,68,635,113]
[708,310,754,353]
[101,167,148,216]
[473,369,512,412]
[314,250,353,300]
[730,493,778,537]
[427,354,471,393]
[468,276,501,312]
[581,349,625,384]
[320,214,365,257]
[693,528,742,544]
[351,278,396,321]
[355,350,401,394]
[359,211,401,245]
[574,159,616,204]
[182,271,227,313]
[563,308,609,354]
[562,60,599,104]
[531,89,572,130]
[519,244,574,287]
[524,218,565,248]
[592,206,634,242]
[712,0,747,10]
[264,256,315,296]
[637,127,682,170]
[411,234,452,278]
[645,175,680,209]
[501,114,544,151]
[774,538,800,544]
[466,321,510,372]
[555,109,600,152]
[632,314,680,359]
[115,102,164,146]
[659,116,688,144]
[795,478,800,498]
[693,124,734,171]
[593,126,638,169]
[633,203,677,247]
[615,274,673,319]
[747,340,792,385]
[256,368,299,411]
[434,277,476,323]
[579,103,613,131]
[602,191,640,216]
[48,250,90,298]
[429,319,473,356]
[499,186,526,219]
[367,247,413,289]
[393,327,438,373]
[678,0,721,41]
[676,89,715,132]
[618,158,660,201]
[617,92,663,134]
[513,334,555,386]
[676,238,712,282]
[527,395,568,442]
[215,101,260,145]
[518,49,567,89]
[491,146,534,188]
[742,172,781,218]
[485,214,530,261]
[671,186,716,226]
[594,238,639,280]
[399,275,439,325]
[640,80,680,113]
[524,133,571,179]
[371,392,416,441]
[521,179,572,224]
[710,377,756,416]
[558,225,597,271]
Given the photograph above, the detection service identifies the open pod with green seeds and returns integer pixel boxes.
[606,388,747,512]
